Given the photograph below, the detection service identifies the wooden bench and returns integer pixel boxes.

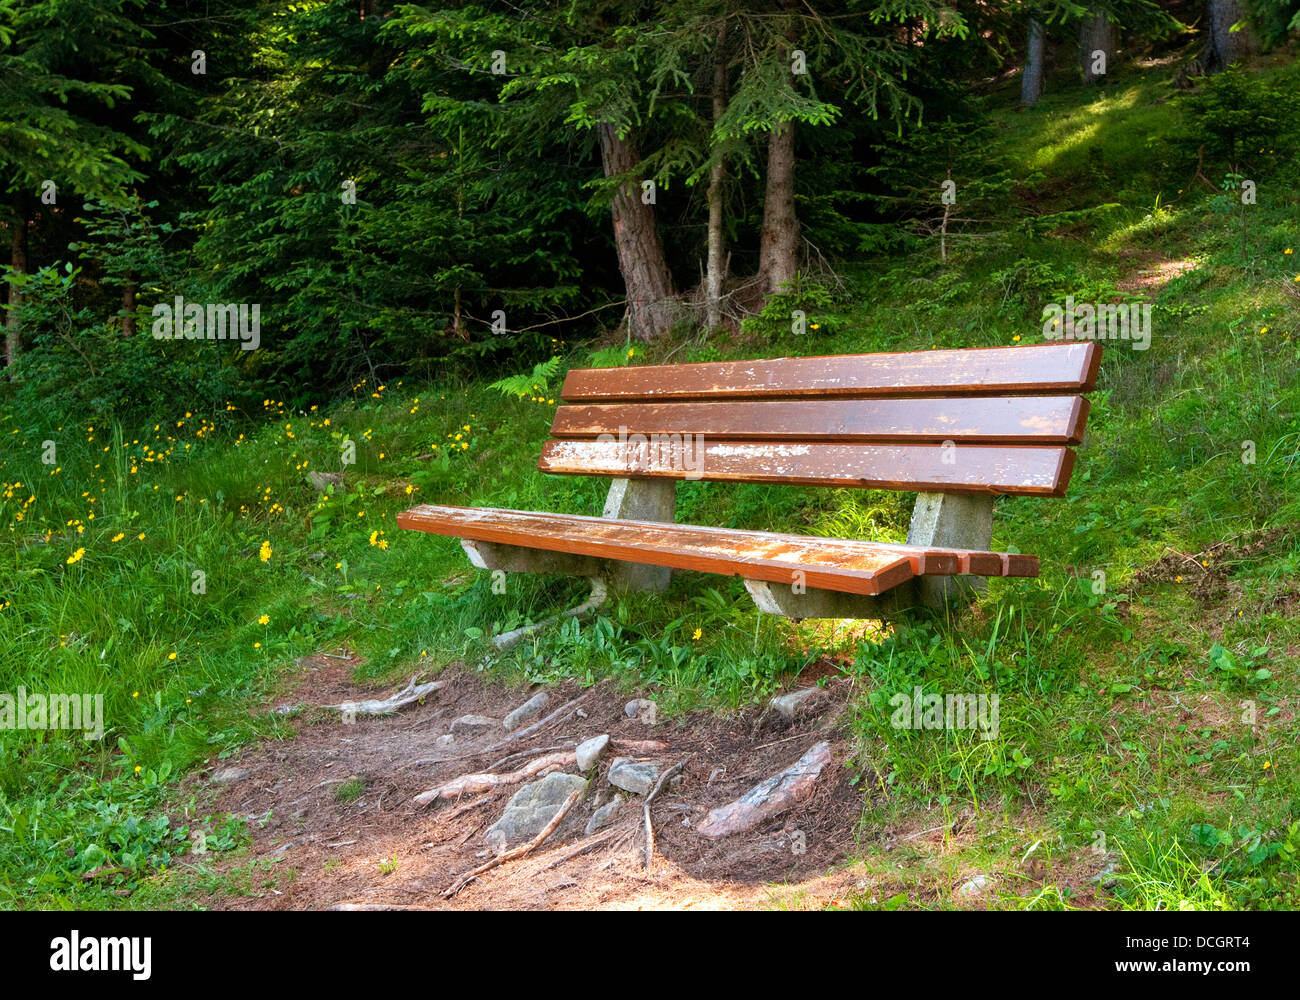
[398,342,1100,622]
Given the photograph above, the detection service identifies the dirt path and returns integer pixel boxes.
[193,655,869,910]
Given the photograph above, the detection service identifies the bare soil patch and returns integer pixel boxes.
[190,657,868,910]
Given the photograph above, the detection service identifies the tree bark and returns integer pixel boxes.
[704,23,728,331]
[1021,15,1046,107]
[1079,12,1116,84]
[121,278,137,338]
[1204,0,1258,73]
[597,122,677,343]
[4,215,27,366]
[757,120,798,298]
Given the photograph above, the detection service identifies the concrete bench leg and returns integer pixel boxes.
[744,580,915,621]
[600,477,675,593]
[907,492,995,609]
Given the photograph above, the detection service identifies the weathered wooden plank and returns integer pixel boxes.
[397,505,916,595]
[537,438,1075,497]
[395,506,1038,593]
[560,343,1101,402]
[551,395,1088,445]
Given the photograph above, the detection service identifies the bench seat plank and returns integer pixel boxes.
[537,439,1074,496]
[396,505,1036,596]
[551,395,1088,445]
[560,343,1100,403]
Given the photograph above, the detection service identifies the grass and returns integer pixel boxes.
[1,58,1298,910]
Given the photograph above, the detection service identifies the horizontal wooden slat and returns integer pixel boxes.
[550,396,1088,446]
[538,439,1075,496]
[560,343,1101,403]
[396,506,1037,595]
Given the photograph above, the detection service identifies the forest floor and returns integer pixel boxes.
[178,654,1120,911]
[190,656,863,910]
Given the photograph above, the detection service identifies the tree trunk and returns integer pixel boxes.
[4,216,27,366]
[1204,0,1258,72]
[757,120,798,298]
[1079,12,1116,83]
[122,278,137,337]
[705,23,728,331]
[1021,15,1046,107]
[597,122,677,342]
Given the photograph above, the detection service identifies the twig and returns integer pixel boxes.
[643,757,689,869]
[413,751,576,805]
[482,687,599,753]
[322,675,442,717]
[540,828,621,871]
[442,789,582,898]
[486,743,573,771]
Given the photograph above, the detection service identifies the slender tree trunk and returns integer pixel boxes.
[1021,15,1046,107]
[705,23,728,331]
[757,120,798,297]
[4,216,27,366]
[1204,0,1258,72]
[121,278,137,337]
[1079,12,1116,83]
[597,122,676,342]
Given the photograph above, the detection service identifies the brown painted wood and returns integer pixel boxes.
[551,395,1088,446]
[560,343,1101,402]
[397,506,1037,593]
[397,505,916,595]
[538,438,1075,496]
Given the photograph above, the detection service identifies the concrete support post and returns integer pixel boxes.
[601,477,676,593]
[906,492,995,609]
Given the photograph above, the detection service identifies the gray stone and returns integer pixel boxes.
[624,698,657,724]
[576,734,611,771]
[503,692,548,732]
[450,714,496,736]
[585,794,624,835]
[484,772,587,850]
[769,687,829,720]
[436,734,456,747]
[211,767,249,784]
[608,757,661,796]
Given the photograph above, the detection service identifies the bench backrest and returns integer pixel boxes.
[539,343,1100,498]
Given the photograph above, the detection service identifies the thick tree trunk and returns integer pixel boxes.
[1079,12,1116,83]
[705,24,728,331]
[1204,0,1258,72]
[1021,15,1046,107]
[4,217,27,367]
[597,122,677,342]
[757,120,798,298]
[122,278,137,338]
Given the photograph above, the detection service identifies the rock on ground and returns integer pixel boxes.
[450,714,496,736]
[484,772,587,851]
[624,698,657,724]
[695,741,832,839]
[212,767,249,784]
[576,734,610,771]
[584,793,624,835]
[503,692,548,732]
[607,757,661,796]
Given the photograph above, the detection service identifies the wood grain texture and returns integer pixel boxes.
[560,343,1101,402]
[551,395,1088,445]
[537,438,1075,496]
[395,505,1039,594]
